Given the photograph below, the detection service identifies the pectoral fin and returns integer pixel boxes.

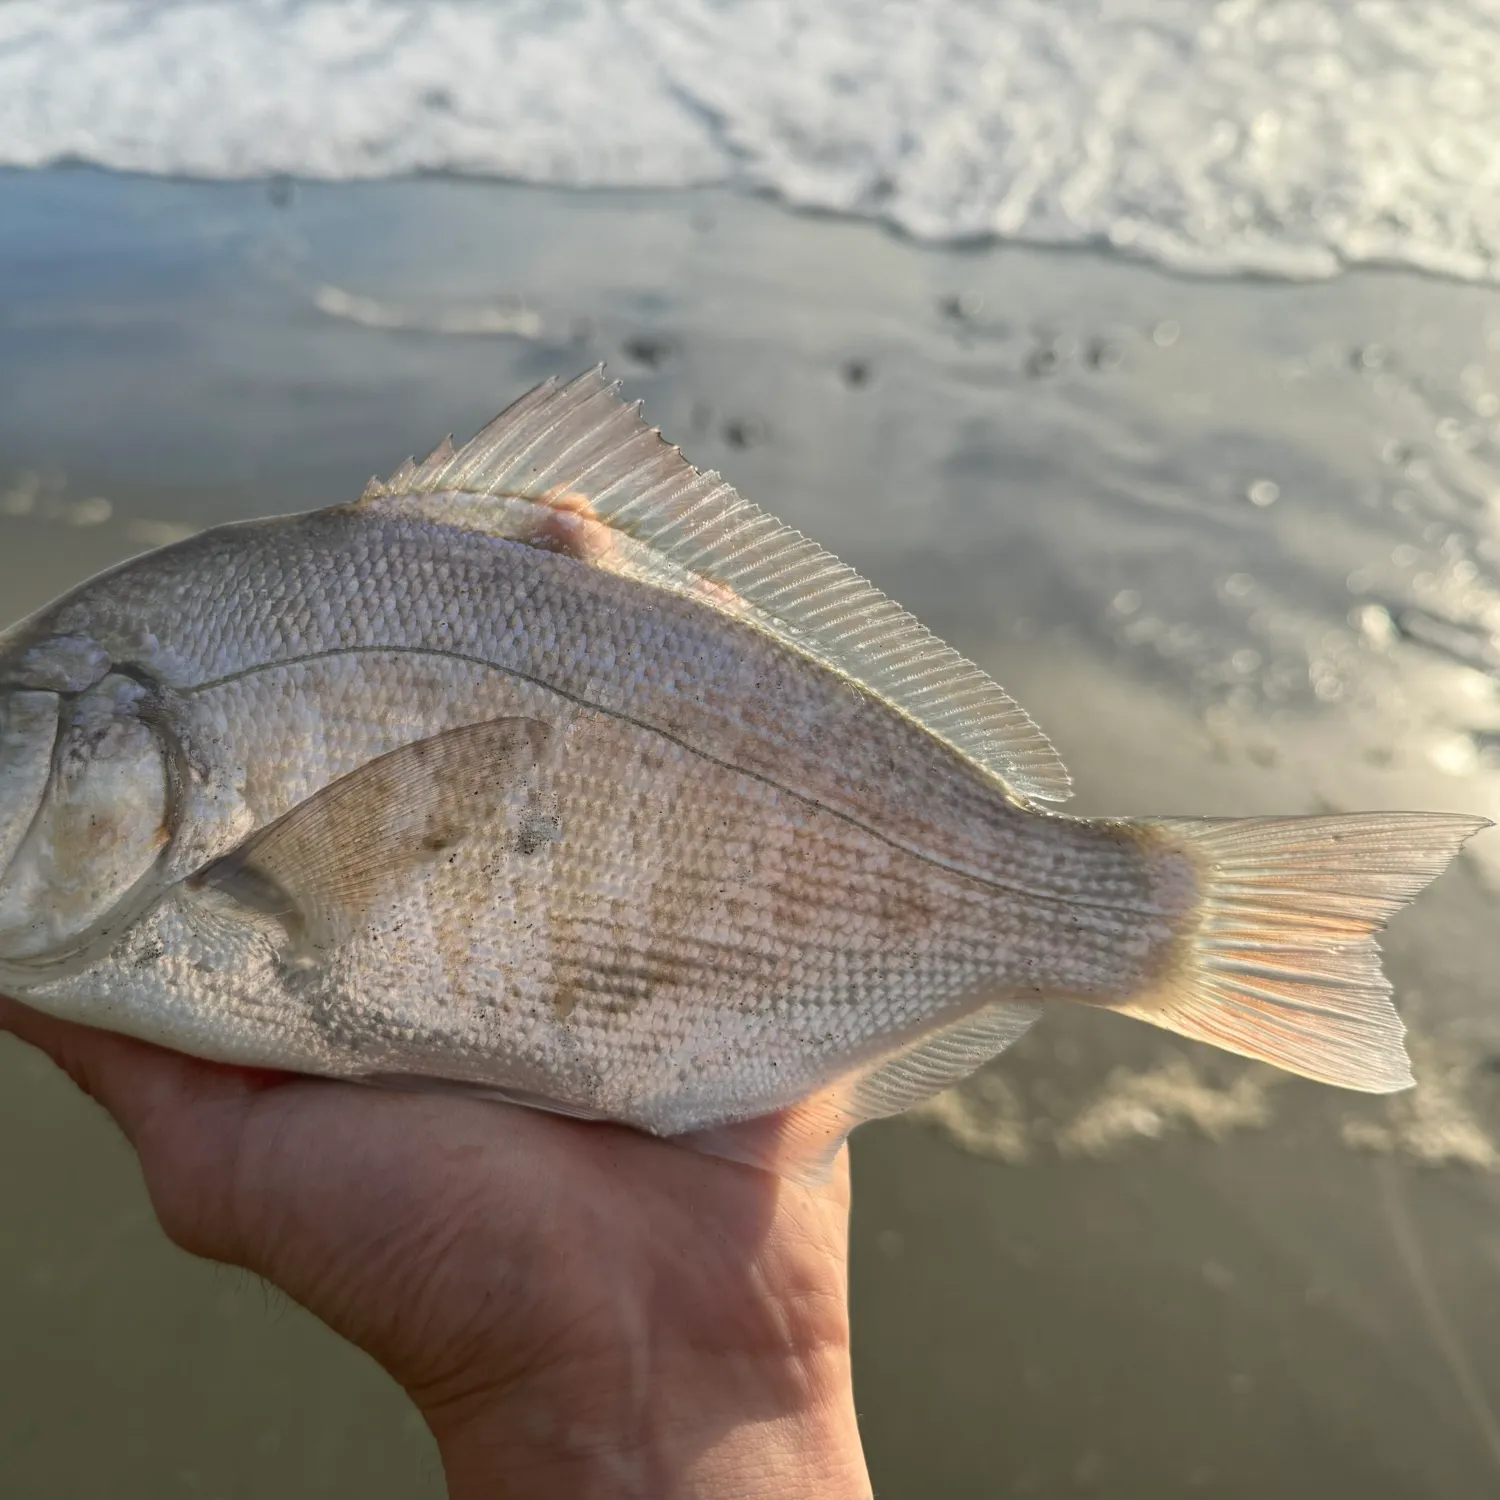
[194,717,550,959]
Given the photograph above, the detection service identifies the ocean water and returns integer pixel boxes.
[2,0,1499,280]
[2,5,1500,1497]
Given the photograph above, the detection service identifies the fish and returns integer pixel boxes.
[0,367,1486,1180]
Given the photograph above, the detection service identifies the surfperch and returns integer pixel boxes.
[0,369,1484,1178]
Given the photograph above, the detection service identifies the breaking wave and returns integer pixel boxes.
[2,0,1498,281]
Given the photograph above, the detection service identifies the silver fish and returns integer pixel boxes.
[0,369,1486,1178]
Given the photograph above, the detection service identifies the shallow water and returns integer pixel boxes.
[2,168,1500,1497]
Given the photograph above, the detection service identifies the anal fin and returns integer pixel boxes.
[358,1072,610,1123]
[676,1091,857,1187]
[675,998,1045,1184]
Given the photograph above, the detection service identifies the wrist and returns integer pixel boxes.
[425,1339,871,1500]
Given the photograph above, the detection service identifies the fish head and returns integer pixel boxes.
[0,663,171,963]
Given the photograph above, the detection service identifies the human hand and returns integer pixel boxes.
[0,997,872,1500]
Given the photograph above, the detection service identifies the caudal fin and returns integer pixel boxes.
[1115,813,1489,1092]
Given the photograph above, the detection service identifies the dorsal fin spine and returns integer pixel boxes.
[612,465,694,521]
[678,515,767,571]
[551,408,645,490]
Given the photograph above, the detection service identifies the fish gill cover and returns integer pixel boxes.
[0,0,1497,283]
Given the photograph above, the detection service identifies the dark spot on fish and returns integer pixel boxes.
[637,742,670,776]
[842,358,871,388]
[267,176,295,209]
[133,940,166,968]
[513,813,562,856]
[422,86,455,112]
[878,882,936,939]
[595,992,647,1018]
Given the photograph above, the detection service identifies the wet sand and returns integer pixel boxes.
[2,167,1499,1498]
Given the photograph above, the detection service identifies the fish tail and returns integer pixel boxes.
[1108,812,1490,1092]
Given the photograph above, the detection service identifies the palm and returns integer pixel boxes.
[0,996,857,1497]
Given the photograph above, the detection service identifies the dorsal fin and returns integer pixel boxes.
[360,367,1071,803]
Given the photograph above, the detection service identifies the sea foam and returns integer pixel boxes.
[2,0,1497,282]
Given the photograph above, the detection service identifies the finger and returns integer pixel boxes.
[0,994,255,1139]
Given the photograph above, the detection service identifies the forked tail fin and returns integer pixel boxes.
[1114,814,1490,1092]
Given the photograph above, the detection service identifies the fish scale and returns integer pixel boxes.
[0,368,1485,1179]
